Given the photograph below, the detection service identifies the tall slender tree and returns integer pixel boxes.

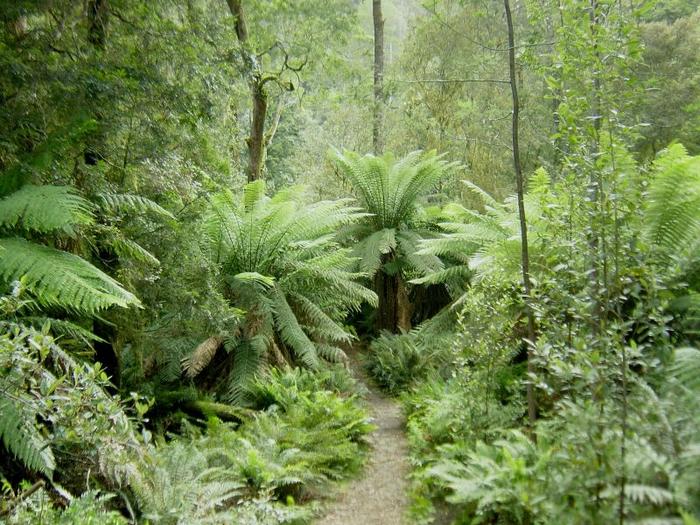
[372,0,384,155]
[503,0,537,428]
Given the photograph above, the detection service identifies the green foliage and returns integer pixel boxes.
[190,181,376,398]
[0,182,141,316]
[365,331,449,395]
[0,396,56,478]
[417,170,552,291]
[332,149,454,279]
[0,185,93,234]
[0,238,140,314]
[5,490,127,525]
[644,144,700,262]
[0,323,147,488]
[134,367,371,524]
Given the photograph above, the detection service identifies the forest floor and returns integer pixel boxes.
[315,346,410,525]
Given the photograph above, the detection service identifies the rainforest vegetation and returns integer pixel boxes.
[1,0,699,523]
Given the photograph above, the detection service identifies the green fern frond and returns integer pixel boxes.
[410,265,471,286]
[0,185,93,234]
[669,347,700,391]
[98,193,174,219]
[0,397,56,477]
[107,236,160,266]
[463,180,499,208]
[644,145,700,260]
[624,484,675,506]
[0,237,141,314]
[271,287,319,369]
[354,228,397,276]
[226,337,266,404]
[14,317,103,344]
[288,292,353,344]
[233,272,276,289]
[315,344,348,363]
[397,229,443,276]
[243,179,267,211]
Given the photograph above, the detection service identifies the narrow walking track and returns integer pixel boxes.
[316,348,410,525]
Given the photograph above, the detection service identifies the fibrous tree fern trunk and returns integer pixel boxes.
[374,254,411,333]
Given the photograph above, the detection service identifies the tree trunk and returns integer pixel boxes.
[397,277,412,332]
[374,270,396,333]
[225,0,269,182]
[247,82,268,182]
[372,0,384,155]
[504,0,537,429]
[374,254,411,333]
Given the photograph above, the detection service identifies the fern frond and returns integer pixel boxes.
[316,344,348,363]
[669,347,700,391]
[397,229,443,276]
[288,292,353,344]
[182,336,224,379]
[0,238,140,314]
[0,397,56,477]
[271,287,319,369]
[226,337,266,403]
[107,236,160,266]
[98,193,174,219]
[15,317,103,344]
[0,185,93,234]
[243,179,267,211]
[354,228,397,276]
[233,272,275,289]
[624,484,675,506]
[410,264,471,286]
[644,145,700,260]
[463,180,499,208]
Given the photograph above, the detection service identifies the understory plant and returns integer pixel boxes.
[181,180,377,401]
[401,144,700,524]
[132,367,373,524]
[0,323,146,488]
[332,149,456,332]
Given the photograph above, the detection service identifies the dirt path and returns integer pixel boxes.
[315,349,410,525]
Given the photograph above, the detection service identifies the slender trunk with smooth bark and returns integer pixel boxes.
[504,0,537,429]
[372,0,384,155]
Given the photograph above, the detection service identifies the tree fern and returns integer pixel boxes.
[188,180,375,397]
[355,228,397,276]
[226,336,267,404]
[644,145,700,261]
[416,176,548,291]
[332,149,456,331]
[271,287,320,369]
